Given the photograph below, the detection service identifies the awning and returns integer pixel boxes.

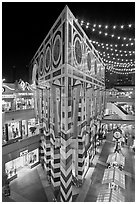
[102,168,125,189]
[106,152,125,166]
[96,188,125,202]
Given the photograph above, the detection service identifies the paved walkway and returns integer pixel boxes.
[3,165,54,202]
[76,131,135,202]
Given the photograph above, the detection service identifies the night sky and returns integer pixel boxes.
[2,2,135,83]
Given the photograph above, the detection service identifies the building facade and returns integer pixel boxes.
[29,6,106,201]
[2,80,42,183]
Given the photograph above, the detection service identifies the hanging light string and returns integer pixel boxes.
[104,60,135,67]
[90,40,134,69]
[99,51,134,57]
[106,63,135,70]
[80,20,134,30]
[77,19,135,75]
[102,55,134,61]
[107,64,135,71]
[80,20,135,42]
[107,69,135,75]
[107,65,135,75]
[99,49,135,54]
[91,39,134,48]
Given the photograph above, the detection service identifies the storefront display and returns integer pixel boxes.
[2,126,7,145]
[28,118,39,136]
[5,160,17,180]
[28,149,39,168]
[3,118,40,145]
[2,100,12,112]
[7,121,21,141]
[5,148,39,180]
[16,97,34,110]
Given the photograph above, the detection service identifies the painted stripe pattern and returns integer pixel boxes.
[50,84,61,196]
[60,76,72,202]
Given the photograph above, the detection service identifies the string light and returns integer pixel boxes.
[128,24,132,27]
[88,27,135,42]
[91,39,135,48]
[80,20,135,42]
[79,19,135,76]
[106,65,135,75]
[80,20,134,30]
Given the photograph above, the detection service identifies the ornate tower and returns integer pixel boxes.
[30,5,105,202]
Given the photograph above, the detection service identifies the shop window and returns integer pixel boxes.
[28,118,39,136]
[7,122,21,141]
[5,148,39,179]
[2,125,7,145]
[5,160,17,179]
[2,100,12,112]
[28,149,39,167]
[16,97,34,110]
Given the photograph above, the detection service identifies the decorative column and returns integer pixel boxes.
[60,76,73,202]
[50,84,61,198]
[43,87,51,173]
[77,83,85,184]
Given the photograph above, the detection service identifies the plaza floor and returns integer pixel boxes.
[76,131,135,202]
[2,131,135,202]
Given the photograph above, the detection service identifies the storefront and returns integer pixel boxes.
[4,148,39,181]
[15,93,34,110]
[2,80,35,113]
[2,118,39,145]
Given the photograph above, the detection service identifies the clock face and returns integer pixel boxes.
[113,131,121,139]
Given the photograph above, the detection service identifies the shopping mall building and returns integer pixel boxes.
[2,6,135,202]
